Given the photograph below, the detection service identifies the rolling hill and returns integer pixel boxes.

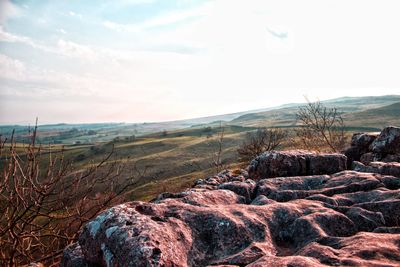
[1,95,400,201]
[343,102,400,128]
[2,95,400,144]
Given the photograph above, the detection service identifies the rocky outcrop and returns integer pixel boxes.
[248,150,347,180]
[371,126,400,154]
[353,161,400,178]
[192,169,249,190]
[62,170,400,266]
[345,126,400,166]
[344,132,379,166]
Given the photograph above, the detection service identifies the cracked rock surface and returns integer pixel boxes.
[62,169,400,267]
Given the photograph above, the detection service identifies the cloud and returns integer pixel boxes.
[267,27,288,39]
[57,39,97,60]
[103,3,211,32]
[0,26,100,61]
[68,11,82,19]
[0,0,21,24]
[0,25,54,53]
[0,52,112,99]
[103,21,124,31]
[57,28,67,34]
[0,25,31,44]
[0,53,26,80]
[116,0,156,6]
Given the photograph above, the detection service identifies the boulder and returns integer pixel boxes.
[62,170,400,266]
[345,127,400,167]
[248,150,346,180]
[350,132,379,148]
[370,126,400,154]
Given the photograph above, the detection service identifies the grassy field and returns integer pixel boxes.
[2,125,254,202]
[80,126,256,201]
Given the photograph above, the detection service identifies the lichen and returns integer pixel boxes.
[106,226,118,238]
[101,243,114,267]
[87,209,113,237]
[88,221,101,237]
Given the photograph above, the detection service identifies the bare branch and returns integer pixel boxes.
[295,100,346,152]
[237,128,287,162]
[0,125,142,265]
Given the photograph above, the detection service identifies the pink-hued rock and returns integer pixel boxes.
[62,170,400,266]
[248,150,347,180]
[353,161,400,178]
[345,127,400,167]
[370,126,400,154]
[193,169,248,190]
[296,232,400,267]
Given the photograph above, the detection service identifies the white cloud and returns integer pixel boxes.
[0,26,101,61]
[103,21,124,31]
[267,27,288,39]
[116,0,156,6]
[0,52,116,99]
[57,39,97,60]
[0,25,55,53]
[0,25,31,44]
[0,0,21,24]
[57,28,67,34]
[0,53,26,80]
[103,2,211,32]
[68,11,82,19]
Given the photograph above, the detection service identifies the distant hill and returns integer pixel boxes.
[226,95,400,128]
[343,102,400,128]
[1,95,400,143]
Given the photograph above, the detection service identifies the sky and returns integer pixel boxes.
[0,0,399,124]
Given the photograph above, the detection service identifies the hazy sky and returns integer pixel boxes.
[0,0,399,124]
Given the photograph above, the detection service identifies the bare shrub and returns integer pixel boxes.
[0,126,141,266]
[211,124,226,172]
[295,100,346,152]
[237,128,287,162]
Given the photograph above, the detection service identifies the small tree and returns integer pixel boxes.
[0,126,141,266]
[212,124,225,172]
[295,100,346,152]
[237,128,286,162]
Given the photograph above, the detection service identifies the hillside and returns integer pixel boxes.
[226,95,400,128]
[2,95,399,145]
[343,102,400,128]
